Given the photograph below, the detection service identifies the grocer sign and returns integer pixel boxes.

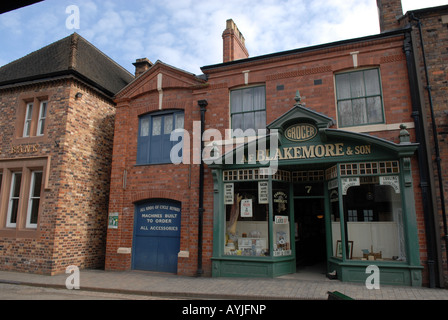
[284,123,317,142]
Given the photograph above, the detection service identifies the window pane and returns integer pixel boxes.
[338,101,353,127]
[350,72,365,98]
[352,98,367,125]
[243,112,255,131]
[254,111,266,131]
[342,182,406,261]
[242,89,254,112]
[230,90,243,113]
[232,114,243,131]
[24,103,33,137]
[366,97,383,123]
[152,116,162,136]
[32,172,43,197]
[140,117,150,137]
[253,87,265,111]
[364,69,380,95]
[29,199,40,224]
[336,74,351,99]
[225,181,270,256]
[12,173,22,197]
[175,113,184,129]
[10,200,19,224]
[164,115,173,135]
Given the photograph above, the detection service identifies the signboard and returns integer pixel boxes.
[135,202,181,237]
[224,183,234,204]
[108,212,118,229]
[380,176,400,193]
[341,177,360,195]
[284,123,318,142]
[275,216,289,224]
[240,199,253,217]
[258,181,269,204]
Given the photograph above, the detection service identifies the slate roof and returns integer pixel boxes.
[0,33,134,97]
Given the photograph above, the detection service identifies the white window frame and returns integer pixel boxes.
[6,172,22,228]
[26,171,42,228]
[37,101,47,136]
[23,103,33,137]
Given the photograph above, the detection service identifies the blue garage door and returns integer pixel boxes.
[133,200,181,273]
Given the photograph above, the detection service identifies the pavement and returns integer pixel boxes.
[0,267,448,300]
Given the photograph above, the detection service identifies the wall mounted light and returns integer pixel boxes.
[75,92,83,99]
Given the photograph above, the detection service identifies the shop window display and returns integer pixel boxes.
[332,176,406,261]
[225,181,269,256]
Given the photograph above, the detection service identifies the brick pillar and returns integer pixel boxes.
[222,19,249,63]
[377,0,403,32]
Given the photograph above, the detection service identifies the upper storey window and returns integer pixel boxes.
[22,100,48,137]
[137,110,184,165]
[230,86,266,133]
[335,69,384,128]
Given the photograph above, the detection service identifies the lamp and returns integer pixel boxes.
[75,92,83,99]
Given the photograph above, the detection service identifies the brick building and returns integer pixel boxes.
[377,0,448,288]
[0,33,133,274]
[402,2,448,289]
[104,1,447,287]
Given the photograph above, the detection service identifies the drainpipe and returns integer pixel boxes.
[197,99,208,277]
[404,30,438,287]
[410,13,448,286]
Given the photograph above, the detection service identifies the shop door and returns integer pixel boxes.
[133,200,181,273]
[294,198,326,267]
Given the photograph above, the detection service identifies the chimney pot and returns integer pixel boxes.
[133,58,152,77]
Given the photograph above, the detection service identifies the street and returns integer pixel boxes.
[0,283,171,300]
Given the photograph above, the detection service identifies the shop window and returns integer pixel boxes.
[137,111,184,164]
[335,69,384,127]
[225,181,270,256]
[6,172,22,228]
[332,176,406,261]
[26,171,43,228]
[230,86,266,133]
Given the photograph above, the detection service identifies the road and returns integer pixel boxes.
[0,283,173,300]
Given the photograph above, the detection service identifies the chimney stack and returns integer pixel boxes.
[133,58,152,77]
[222,19,249,63]
[377,0,403,33]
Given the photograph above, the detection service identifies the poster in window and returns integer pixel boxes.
[240,199,253,217]
[224,183,234,205]
[258,181,269,204]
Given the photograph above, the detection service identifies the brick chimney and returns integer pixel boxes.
[377,0,403,33]
[132,58,152,77]
[222,19,249,63]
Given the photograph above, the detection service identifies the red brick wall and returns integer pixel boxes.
[407,8,448,286]
[106,35,426,280]
[0,78,116,275]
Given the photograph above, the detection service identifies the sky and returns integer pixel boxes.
[0,0,447,76]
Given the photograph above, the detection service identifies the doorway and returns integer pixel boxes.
[294,197,327,276]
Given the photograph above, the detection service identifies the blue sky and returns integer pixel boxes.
[0,0,446,75]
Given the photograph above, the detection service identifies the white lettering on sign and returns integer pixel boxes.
[341,177,360,195]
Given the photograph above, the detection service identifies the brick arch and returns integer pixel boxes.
[130,190,183,204]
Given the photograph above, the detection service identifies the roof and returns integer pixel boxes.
[0,33,134,97]
[201,28,409,72]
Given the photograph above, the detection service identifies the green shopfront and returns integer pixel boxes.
[210,104,423,286]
